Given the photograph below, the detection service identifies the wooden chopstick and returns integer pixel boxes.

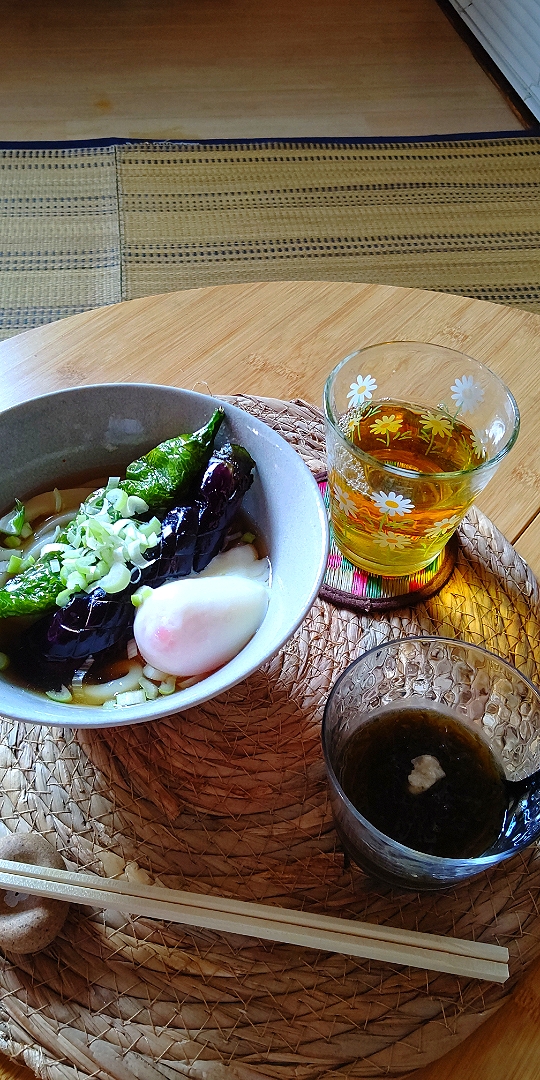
[0,859,503,959]
[0,860,509,982]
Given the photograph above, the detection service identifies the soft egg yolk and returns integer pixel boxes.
[133,575,269,677]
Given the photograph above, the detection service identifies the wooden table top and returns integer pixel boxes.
[1,279,540,1080]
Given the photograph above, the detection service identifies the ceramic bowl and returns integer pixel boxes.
[0,383,328,728]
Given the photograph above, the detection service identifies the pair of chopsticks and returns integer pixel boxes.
[0,858,508,982]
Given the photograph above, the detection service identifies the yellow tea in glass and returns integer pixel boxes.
[324,342,519,576]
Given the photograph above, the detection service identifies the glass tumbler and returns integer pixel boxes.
[324,341,519,576]
[322,637,540,890]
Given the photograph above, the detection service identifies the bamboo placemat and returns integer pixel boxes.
[1,131,540,341]
[0,396,540,1080]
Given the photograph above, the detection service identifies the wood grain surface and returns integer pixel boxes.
[0,280,538,570]
[0,0,521,143]
[1,279,540,1080]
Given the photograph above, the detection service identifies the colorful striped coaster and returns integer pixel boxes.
[317,474,457,613]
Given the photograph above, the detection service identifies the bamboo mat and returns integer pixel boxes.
[1,131,539,341]
[0,396,540,1080]
[0,144,121,341]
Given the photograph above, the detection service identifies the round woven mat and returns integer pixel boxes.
[1,395,540,1080]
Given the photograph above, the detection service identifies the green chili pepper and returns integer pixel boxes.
[0,559,64,618]
[0,408,225,618]
[121,408,225,505]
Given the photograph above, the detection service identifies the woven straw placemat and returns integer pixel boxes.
[1,132,540,341]
[1,395,540,1080]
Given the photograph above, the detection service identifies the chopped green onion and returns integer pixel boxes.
[2,476,164,609]
[139,516,161,538]
[65,571,86,592]
[126,495,149,517]
[241,532,256,543]
[0,652,9,671]
[107,488,129,515]
[46,686,73,703]
[98,562,131,594]
[158,678,176,695]
[126,539,145,566]
[138,676,159,699]
[131,585,153,608]
[56,494,162,602]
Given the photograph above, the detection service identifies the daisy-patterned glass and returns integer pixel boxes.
[347,375,377,407]
[450,375,485,414]
[370,490,414,517]
[324,342,519,576]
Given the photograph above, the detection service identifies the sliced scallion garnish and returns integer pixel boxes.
[46,686,73,703]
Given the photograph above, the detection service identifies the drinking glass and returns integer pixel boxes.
[322,637,540,890]
[324,342,519,576]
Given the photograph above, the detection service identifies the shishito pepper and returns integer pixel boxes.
[120,408,224,505]
[0,559,65,618]
[0,408,224,618]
